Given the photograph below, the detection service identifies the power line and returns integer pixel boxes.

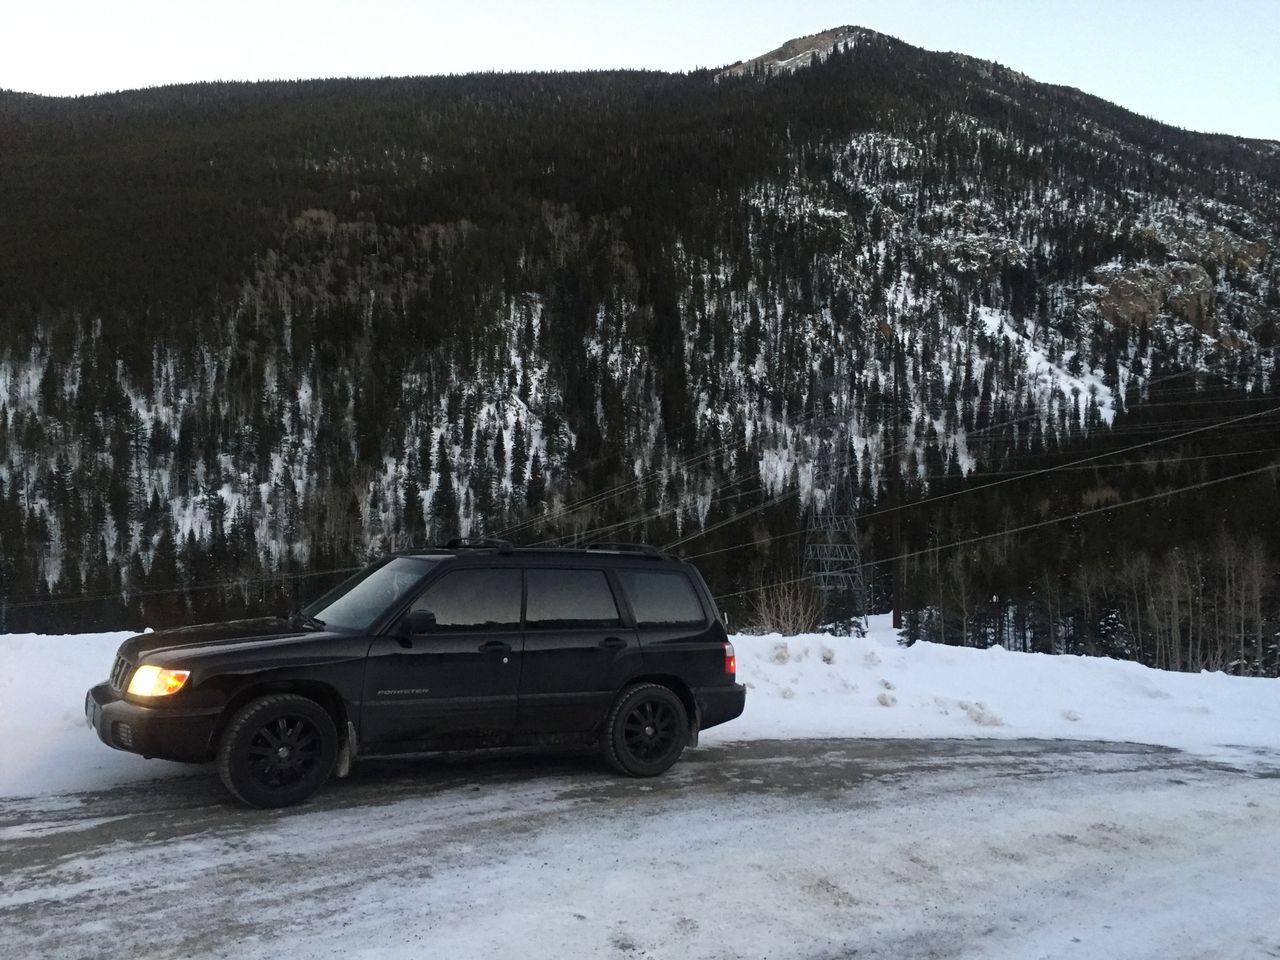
[845,404,1280,526]
[963,415,1276,442]
[1115,395,1280,408]
[899,446,1280,482]
[681,443,1276,563]
[660,376,1271,553]
[659,407,1023,552]
[534,462,762,547]
[522,400,886,549]
[496,405,821,539]
[503,364,1230,547]
[2,564,365,612]
[679,436,1280,565]
[715,460,1279,603]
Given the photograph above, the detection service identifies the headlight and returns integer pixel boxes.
[127,664,191,697]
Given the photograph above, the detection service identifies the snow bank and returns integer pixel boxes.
[1,616,1276,799]
[709,615,1278,762]
[0,631,193,798]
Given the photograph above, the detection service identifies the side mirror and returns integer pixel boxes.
[395,610,436,648]
[403,610,437,636]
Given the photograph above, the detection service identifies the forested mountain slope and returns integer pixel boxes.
[1,28,1277,671]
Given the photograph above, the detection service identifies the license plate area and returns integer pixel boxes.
[85,691,98,730]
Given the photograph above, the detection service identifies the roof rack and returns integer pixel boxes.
[585,542,665,559]
[444,537,514,553]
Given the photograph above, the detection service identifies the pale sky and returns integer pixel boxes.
[3,0,1277,140]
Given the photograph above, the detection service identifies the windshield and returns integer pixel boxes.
[303,557,439,631]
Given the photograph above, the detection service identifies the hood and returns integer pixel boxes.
[117,617,315,661]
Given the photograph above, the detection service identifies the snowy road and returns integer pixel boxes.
[3,739,1278,960]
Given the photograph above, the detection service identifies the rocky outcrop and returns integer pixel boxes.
[1093,261,1215,331]
[716,26,872,79]
[924,234,1027,275]
[1136,219,1268,275]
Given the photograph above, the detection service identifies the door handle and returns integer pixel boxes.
[599,636,627,649]
[479,640,512,654]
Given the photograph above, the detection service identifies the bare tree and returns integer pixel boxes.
[943,552,975,646]
[748,569,824,636]
[1242,539,1269,676]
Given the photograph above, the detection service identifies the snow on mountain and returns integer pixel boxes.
[716,25,872,79]
[978,306,1118,426]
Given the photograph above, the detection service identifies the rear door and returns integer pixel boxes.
[517,567,640,734]
[362,567,523,750]
[615,566,725,687]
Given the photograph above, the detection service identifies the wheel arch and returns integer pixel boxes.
[617,673,699,738]
[209,678,351,755]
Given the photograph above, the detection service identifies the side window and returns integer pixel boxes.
[617,569,706,628]
[525,569,621,629]
[409,569,522,632]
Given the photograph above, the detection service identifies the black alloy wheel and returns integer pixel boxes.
[246,714,322,790]
[603,683,689,777]
[217,694,338,808]
[624,698,679,761]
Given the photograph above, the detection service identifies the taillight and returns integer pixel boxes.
[724,642,736,678]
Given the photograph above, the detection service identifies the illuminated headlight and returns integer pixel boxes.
[127,665,191,697]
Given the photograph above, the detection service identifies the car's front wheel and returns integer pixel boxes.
[602,683,689,777]
[217,694,338,808]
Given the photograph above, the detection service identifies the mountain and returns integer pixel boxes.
[0,29,1277,673]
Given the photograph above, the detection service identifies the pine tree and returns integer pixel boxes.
[402,473,425,544]
[432,434,457,539]
[526,452,546,512]
[511,418,528,491]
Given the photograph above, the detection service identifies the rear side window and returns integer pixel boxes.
[410,569,522,631]
[526,569,621,629]
[617,569,706,627]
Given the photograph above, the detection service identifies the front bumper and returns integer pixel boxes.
[693,683,746,731]
[85,682,221,763]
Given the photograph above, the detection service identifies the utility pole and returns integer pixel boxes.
[890,332,905,630]
[804,371,868,635]
[853,225,908,630]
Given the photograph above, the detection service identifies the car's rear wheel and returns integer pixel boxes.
[603,683,689,777]
[217,694,337,808]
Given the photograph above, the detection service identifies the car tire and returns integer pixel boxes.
[602,683,689,777]
[217,694,338,808]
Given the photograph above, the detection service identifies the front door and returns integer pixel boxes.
[518,567,640,734]
[362,567,523,751]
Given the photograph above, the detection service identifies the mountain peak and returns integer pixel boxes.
[716,25,878,80]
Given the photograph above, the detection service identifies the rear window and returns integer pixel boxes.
[526,569,622,629]
[617,569,706,627]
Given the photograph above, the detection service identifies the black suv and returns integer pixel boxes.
[85,542,745,807]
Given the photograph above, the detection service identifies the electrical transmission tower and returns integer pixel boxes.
[804,373,868,635]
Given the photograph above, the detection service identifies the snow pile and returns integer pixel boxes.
[1,615,1276,800]
[0,631,193,798]
[711,615,1278,761]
